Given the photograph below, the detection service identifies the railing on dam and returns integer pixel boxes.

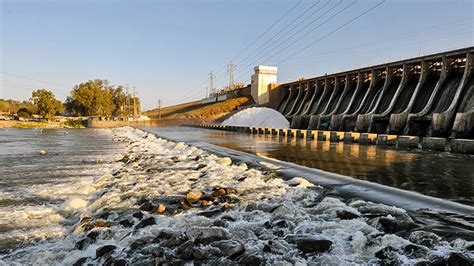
[274,47,474,139]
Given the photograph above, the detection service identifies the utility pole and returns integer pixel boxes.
[158,99,162,120]
[209,71,215,96]
[125,84,130,119]
[132,87,137,118]
[227,61,235,88]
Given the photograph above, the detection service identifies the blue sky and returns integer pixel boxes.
[1,0,473,110]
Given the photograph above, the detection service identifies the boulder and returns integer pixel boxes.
[403,244,428,258]
[409,231,442,248]
[336,210,360,220]
[186,190,203,203]
[375,246,401,265]
[446,252,472,266]
[212,240,245,259]
[238,252,264,265]
[72,257,89,266]
[186,227,229,244]
[139,202,155,212]
[96,245,117,258]
[119,219,133,228]
[135,217,156,230]
[288,235,332,253]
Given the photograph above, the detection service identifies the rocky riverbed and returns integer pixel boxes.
[1,127,473,265]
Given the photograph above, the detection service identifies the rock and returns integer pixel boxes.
[186,190,203,203]
[156,204,166,214]
[212,240,245,259]
[197,207,224,217]
[140,201,155,212]
[211,188,227,197]
[289,235,332,253]
[75,238,93,250]
[403,244,428,258]
[119,155,130,163]
[119,219,133,228]
[370,216,415,234]
[177,240,210,260]
[73,219,112,234]
[409,231,442,248]
[262,240,288,254]
[375,246,401,265]
[196,164,206,170]
[186,227,229,244]
[132,211,144,220]
[446,252,472,266]
[135,217,156,230]
[161,235,187,247]
[336,210,360,220]
[106,258,127,266]
[96,245,117,258]
[179,199,191,210]
[212,219,228,227]
[130,238,152,251]
[238,252,264,265]
[39,149,47,155]
[72,257,89,266]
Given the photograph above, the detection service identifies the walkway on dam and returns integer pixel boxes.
[146,126,474,206]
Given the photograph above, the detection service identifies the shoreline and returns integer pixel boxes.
[0,120,82,129]
[2,127,472,265]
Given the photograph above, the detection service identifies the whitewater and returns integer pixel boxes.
[0,127,472,265]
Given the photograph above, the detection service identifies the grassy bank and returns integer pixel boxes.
[0,118,86,129]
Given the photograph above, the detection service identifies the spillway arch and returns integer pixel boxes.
[272,47,474,139]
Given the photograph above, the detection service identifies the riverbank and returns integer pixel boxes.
[1,127,472,265]
[0,120,86,128]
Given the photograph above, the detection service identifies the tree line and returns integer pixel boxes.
[1,79,140,121]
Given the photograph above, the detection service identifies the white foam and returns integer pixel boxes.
[222,107,289,128]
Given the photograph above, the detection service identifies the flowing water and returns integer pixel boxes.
[0,128,124,253]
[147,127,474,206]
[0,127,472,264]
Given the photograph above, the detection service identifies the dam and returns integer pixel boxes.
[273,47,474,140]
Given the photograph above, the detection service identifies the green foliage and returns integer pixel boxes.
[31,89,63,120]
[0,99,36,113]
[64,118,85,128]
[65,79,140,117]
[16,107,33,118]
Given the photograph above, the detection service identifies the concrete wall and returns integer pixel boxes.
[251,66,278,104]
[271,47,474,139]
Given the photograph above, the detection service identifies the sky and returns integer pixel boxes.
[1,0,473,110]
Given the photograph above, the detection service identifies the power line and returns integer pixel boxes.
[234,0,345,81]
[0,71,69,89]
[235,0,323,71]
[230,0,304,62]
[277,0,386,64]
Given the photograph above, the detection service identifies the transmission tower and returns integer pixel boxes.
[209,71,215,96]
[227,61,235,88]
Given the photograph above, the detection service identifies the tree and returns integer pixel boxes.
[16,107,32,118]
[31,89,63,120]
[66,79,115,116]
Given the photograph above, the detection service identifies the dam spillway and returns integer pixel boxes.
[274,47,474,139]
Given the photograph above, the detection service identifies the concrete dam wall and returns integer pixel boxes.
[274,47,474,139]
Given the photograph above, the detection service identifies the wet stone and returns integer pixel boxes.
[75,238,93,250]
[212,240,245,259]
[370,216,415,234]
[291,236,332,253]
[135,217,156,230]
[403,244,428,258]
[336,209,360,220]
[263,240,288,255]
[186,190,203,203]
[96,245,117,258]
[446,252,472,266]
[409,231,442,248]
[238,252,264,265]
[119,219,134,228]
[140,202,155,212]
[72,257,90,266]
[375,246,401,265]
[132,211,144,220]
[186,227,229,244]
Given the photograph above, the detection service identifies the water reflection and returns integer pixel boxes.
[146,127,474,206]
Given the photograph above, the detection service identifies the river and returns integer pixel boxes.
[146,126,474,206]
